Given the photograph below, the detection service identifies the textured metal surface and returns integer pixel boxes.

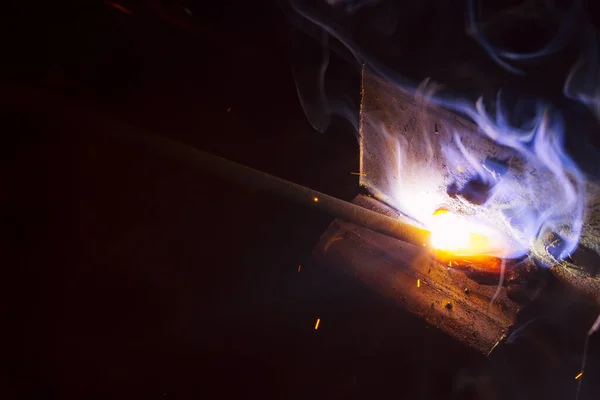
[313,195,519,354]
[532,180,600,304]
[358,68,600,305]
[358,69,528,256]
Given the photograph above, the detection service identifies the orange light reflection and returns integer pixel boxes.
[429,209,505,274]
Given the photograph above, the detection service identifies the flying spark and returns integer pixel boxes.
[104,0,132,15]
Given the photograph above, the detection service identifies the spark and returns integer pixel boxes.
[313,197,319,202]
[297,265,301,272]
[227,107,232,112]
[314,318,320,330]
[576,313,600,399]
[417,279,420,288]
[104,0,132,15]
[350,172,367,176]
[457,165,463,173]
[575,372,583,380]
[324,236,343,252]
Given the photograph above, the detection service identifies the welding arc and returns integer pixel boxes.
[140,133,431,248]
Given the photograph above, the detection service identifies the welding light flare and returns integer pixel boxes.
[428,209,505,257]
[290,0,589,265]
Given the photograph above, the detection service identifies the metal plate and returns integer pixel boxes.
[313,195,519,354]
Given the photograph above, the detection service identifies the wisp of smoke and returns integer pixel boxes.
[288,0,600,264]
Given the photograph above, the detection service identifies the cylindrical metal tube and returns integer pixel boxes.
[140,133,432,248]
[1,80,430,248]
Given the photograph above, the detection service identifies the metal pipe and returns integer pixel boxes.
[140,133,432,248]
[0,81,430,249]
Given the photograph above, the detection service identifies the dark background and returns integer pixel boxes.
[1,1,599,398]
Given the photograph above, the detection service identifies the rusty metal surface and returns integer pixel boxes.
[358,68,600,306]
[533,180,600,304]
[358,69,529,255]
[313,195,520,354]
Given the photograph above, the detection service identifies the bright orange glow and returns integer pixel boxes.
[314,318,320,330]
[429,209,491,256]
[429,209,507,274]
[575,372,583,380]
[313,197,319,202]
[417,279,420,288]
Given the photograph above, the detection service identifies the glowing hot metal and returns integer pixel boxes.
[426,209,510,274]
[359,68,586,264]
[429,209,489,256]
